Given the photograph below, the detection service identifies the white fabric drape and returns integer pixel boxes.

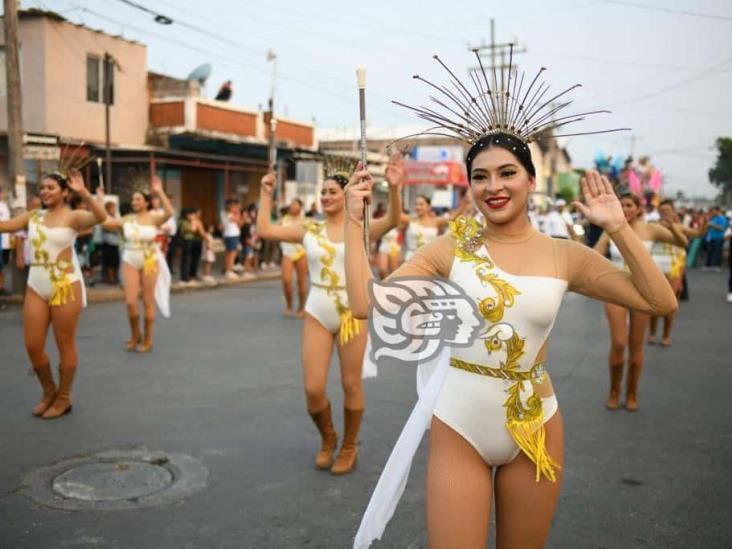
[353,346,451,549]
[154,248,171,318]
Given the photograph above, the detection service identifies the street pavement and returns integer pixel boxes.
[0,270,730,548]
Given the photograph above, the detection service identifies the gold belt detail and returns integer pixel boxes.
[450,357,547,384]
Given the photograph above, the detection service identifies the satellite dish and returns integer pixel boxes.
[187,63,212,86]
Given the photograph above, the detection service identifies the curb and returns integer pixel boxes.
[0,270,282,306]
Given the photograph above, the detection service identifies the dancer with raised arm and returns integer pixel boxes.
[594,193,686,409]
[343,50,675,548]
[0,169,107,419]
[256,156,401,475]
[99,176,173,353]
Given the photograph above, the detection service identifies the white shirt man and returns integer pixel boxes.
[542,200,574,239]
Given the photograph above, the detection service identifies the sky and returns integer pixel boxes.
[22,0,732,198]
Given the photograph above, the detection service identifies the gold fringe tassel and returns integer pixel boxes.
[291,247,306,263]
[505,416,561,482]
[389,242,400,259]
[338,309,361,345]
[143,251,159,276]
[49,276,75,307]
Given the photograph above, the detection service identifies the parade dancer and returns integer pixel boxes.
[401,196,445,260]
[594,193,687,409]
[343,50,676,548]
[279,198,308,317]
[648,199,704,346]
[256,157,402,475]
[375,224,403,279]
[0,169,107,418]
[98,176,173,353]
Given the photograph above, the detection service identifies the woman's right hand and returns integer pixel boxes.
[345,163,373,222]
[260,171,276,195]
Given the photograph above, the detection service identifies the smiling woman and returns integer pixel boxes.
[343,50,677,549]
[0,169,107,420]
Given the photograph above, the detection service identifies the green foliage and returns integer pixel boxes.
[556,171,580,202]
[708,137,732,195]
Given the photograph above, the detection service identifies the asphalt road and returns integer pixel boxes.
[0,270,730,548]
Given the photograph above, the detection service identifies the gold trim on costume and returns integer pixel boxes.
[305,220,360,344]
[124,217,159,276]
[30,210,76,306]
[450,214,559,483]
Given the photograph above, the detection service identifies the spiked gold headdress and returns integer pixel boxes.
[393,46,629,145]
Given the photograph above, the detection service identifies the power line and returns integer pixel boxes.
[525,50,732,72]
[66,4,413,124]
[113,0,267,57]
[608,56,732,107]
[598,0,732,21]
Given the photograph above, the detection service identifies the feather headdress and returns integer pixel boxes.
[51,142,94,179]
[322,152,360,184]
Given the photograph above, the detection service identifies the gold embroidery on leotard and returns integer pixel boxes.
[451,214,559,483]
[30,210,76,306]
[414,222,425,249]
[127,218,158,275]
[305,220,360,344]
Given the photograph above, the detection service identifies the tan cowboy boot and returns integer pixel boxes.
[137,316,155,353]
[42,364,76,419]
[309,401,338,470]
[126,314,141,351]
[331,407,364,476]
[625,360,643,412]
[607,363,623,410]
[32,362,57,417]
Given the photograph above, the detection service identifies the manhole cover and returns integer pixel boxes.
[52,461,174,501]
[20,448,207,511]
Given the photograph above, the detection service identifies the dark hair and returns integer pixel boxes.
[325,174,349,188]
[42,172,70,192]
[659,199,674,208]
[465,133,536,180]
[619,192,641,208]
[132,190,153,210]
[415,194,432,206]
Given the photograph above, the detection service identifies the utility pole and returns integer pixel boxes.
[103,53,114,193]
[3,0,25,206]
[469,18,526,85]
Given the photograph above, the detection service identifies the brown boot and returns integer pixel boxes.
[625,360,643,412]
[31,362,57,417]
[607,363,623,410]
[126,314,141,351]
[309,401,338,470]
[331,407,364,476]
[42,364,76,419]
[137,316,154,353]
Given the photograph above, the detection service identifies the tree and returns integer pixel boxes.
[708,137,732,197]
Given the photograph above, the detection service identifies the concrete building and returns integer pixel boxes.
[0,9,318,225]
[0,9,147,192]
